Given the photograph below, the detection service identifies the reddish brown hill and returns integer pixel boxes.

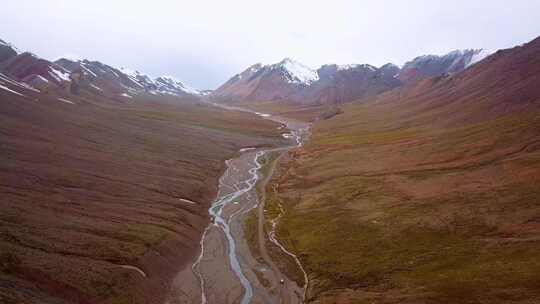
[0,59,284,304]
[1,52,72,89]
[371,37,540,125]
[212,49,489,106]
[0,38,203,101]
[267,36,540,304]
[212,59,314,103]
[212,59,402,105]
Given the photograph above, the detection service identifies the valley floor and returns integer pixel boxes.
[167,108,309,304]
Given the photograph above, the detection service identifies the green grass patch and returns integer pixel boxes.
[278,207,540,301]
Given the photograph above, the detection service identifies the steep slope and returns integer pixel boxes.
[213,63,263,98]
[56,59,144,93]
[266,36,540,303]
[1,52,72,92]
[0,47,285,304]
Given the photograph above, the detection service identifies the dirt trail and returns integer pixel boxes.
[255,119,311,304]
[256,155,300,304]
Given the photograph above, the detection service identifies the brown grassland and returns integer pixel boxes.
[0,89,284,304]
[267,39,540,303]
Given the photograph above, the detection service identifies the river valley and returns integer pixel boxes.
[167,108,310,304]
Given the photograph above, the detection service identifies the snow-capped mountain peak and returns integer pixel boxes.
[248,63,263,72]
[154,76,200,95]
[336,63,377,72]
[48,66,71,82]
[119,67,141,78]
[465,49,493,68]
[52,57,202,97]
[398,49,491,83]
[274,58,319,85]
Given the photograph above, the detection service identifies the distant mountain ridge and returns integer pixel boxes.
[1,37,494,106]
[0,39,202,100]
[212,49,492,105]
[397,49,490,83]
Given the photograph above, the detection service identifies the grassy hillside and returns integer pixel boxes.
[269,39,540,303]
[0,89,284,304]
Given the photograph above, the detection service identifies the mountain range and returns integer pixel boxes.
[1,37,492,107]
[211,49,490,105]
[2,33,540,304]
[0,39,202,101]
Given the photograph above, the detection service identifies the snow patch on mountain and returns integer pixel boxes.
[119,67,140,79]
[466,49,492,68]
[49,67,71,82]
[0,84,25,96]
[58,97,75,104]
[0,73,40,93]
[276,58,319,84]
[89,84,103,92]
[33,75,49,84]
[337,64,359,71]
[76,62,98,77]
[337,64,377,72]
[154,76,200,95]
[237,63,263,80]
[118,67,201,96]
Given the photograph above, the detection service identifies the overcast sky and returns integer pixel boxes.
[3,0,540,89]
